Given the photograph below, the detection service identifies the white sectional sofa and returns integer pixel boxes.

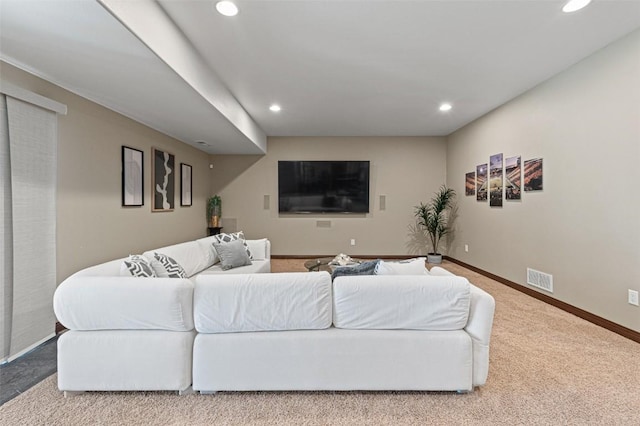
[54,238,495,394]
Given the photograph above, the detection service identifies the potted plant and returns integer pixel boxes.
[207,195,222,227]
[414,185,456,264]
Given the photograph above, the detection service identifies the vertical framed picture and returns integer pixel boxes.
[152,147,175,212]
[121,146,144,207]
[180,163,192,206]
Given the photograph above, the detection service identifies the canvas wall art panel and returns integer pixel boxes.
[152,148,175,211]
[489,153,503,207]
[524,158,543,191]
[465,172,476,196]
[505,156,522,200]
[476,164,487,201]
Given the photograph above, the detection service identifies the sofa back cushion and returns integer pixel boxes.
[194,272,332,333]
[54,276,194,331]
[375,257,428,275]
[196,235,220,266]
[143,241,210,278]
[246,238,269,261]
[73,258,126,277]
[333,275,470,331]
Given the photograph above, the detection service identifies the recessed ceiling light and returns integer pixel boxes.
[215,1,238,17]
[562,0,591,13]
[196,140,209,146]
[269,104,281,112]
[439,103,452,112]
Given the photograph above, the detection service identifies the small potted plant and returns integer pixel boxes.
[207,195,222,227]
[414,186,456,264]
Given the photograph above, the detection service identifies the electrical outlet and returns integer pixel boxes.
[350,239,356,246]
[629,290,639,306]
[464,244,469,253]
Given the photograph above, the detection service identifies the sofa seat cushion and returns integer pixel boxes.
[58,330,195,392]
[53,277,194,331]
[193,328,473,392]
[198,259,270,275]
[194,272,332,333]
[143,241,211,278]
[333,275,470,330]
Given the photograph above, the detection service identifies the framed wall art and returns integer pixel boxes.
[152,147,175,212]
[180,163,192,207]
[121,146,144,207]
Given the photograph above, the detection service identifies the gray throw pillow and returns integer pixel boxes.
[212,239,252,270]
[331,259,380,281]
[213,231,253,259]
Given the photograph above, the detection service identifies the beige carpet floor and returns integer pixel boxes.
[1,260,638,425]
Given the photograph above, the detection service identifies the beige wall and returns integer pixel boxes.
[4,29,638,333]
[211,137,447,256]
[1,61,212,283]
[446,30,640,332]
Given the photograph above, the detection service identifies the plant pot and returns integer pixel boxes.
[427,253,442,264]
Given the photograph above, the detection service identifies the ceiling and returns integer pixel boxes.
[1,0,639,155]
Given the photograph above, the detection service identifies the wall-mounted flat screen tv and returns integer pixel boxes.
[278,161,370,213]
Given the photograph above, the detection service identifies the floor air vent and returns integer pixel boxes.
[527,268,553,293]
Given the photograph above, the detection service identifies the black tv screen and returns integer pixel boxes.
[278,161,370,213]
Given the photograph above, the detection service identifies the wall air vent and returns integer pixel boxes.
[527,268,553,293]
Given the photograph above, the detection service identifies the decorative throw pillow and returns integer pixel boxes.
[331,260,380,281]
[212,239,252,271]
[375,257,428,275]
[213,231,253,259]
[121,255,156,277]
[150,252,187,278]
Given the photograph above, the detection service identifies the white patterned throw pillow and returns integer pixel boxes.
[151,252,188,278]
[121,255,157,277]
[213,231,253,259]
